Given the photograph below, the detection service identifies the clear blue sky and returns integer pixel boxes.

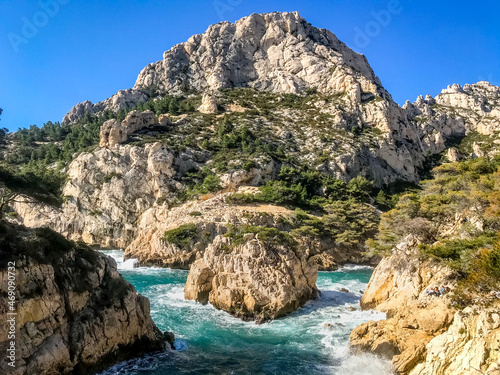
[1,0,499,131]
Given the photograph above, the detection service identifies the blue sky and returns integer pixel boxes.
[0,0,499,131]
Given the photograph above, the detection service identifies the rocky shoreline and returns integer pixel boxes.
[0,223,172,375]
[350,236,500,375]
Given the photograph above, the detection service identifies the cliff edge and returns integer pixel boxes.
[0,222,171,375]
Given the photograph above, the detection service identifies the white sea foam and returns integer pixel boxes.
[338,264,374,271]
[97,250,391,375]
[120,258,140,270]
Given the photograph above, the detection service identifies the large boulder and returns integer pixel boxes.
[185,234,318,322]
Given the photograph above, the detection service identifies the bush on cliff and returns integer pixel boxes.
[224,224,297,248]
[162,223,197,248]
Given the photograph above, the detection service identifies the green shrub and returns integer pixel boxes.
[225,225,297,248]
[419,234,497,266]
[162,223,197,248]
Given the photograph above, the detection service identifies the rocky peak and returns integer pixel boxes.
[63,89,149,125]
[405,81,500,136]
[435,81,500,112]
[135,11,386,99]
[63,11,392,124]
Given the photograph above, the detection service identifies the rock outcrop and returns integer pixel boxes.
[100,110,159,147]
[63,11,390,124]
[14,142,178,248]
[125,193,373,270]
[350,235,500,374]
[409,303,500,375]
[350,236,457,373]
[63,89,148,125]
[405,82,500,139]
[0,222,170,375]
[198,93,218,114]
[184,233,318,322]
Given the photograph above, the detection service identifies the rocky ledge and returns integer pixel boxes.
[0,222,172,375]
[350,236,500,375]
[125,193,371,271]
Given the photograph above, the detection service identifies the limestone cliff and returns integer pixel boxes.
[0,222,170,375]
[404,82,500,159]
[14,141,179,248]
[125,193,371,270]
[350,235,500,375]
[409,303,500,375]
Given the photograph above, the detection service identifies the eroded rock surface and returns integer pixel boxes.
[63,89,148,125]
[184,234,318,322]
[350,235,500,375]
[0,223,169,375]
[100,110,159,147]
[14,142,177,248]
[350,236,457,373]
[409,304,500,375]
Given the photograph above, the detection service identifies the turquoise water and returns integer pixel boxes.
[99,251,391,375]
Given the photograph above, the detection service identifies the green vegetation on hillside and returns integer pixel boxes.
[225,166,379,245]
[0,93,200,202]
[370,157,500,306]
[224,225,297,249]
[129,94,198,117]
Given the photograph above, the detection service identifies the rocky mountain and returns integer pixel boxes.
[0,222,171,375]
[63,11,389,124]
[6,11,500,328]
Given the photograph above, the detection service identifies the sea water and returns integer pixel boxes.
[98,250,392,375]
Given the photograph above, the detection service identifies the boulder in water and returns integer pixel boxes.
[184,234,318,322]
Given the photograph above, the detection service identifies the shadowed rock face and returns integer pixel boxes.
[0,223,170,375]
